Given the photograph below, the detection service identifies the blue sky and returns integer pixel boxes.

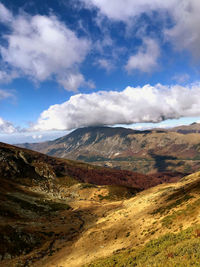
[0,0,200,143]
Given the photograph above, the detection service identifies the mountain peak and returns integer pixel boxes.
[17,124,200,175]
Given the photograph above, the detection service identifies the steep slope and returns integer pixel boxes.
[38,171,200,267]
[82,171,200,267]
[18,126,137,156]
[1,142,200,266]
[18,126,200,174]
[0,142,181,190]
[0,142,184,266]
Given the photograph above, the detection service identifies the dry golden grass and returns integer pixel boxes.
[33,172,200,267]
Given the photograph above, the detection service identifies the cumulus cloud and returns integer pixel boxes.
[125,38,160,73]
[32,83,200,131]
[0,4,91,91]
[0,117,17,134]
[165,1,200,58]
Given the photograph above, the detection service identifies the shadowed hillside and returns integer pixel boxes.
[0,142,200,266]
[0,142,182,190]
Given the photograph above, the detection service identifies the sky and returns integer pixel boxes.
[1,0,200,143]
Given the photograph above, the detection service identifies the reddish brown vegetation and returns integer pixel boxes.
[0,142,183,191]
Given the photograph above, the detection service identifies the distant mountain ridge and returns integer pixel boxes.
[17,123,200,174]
[169,122,200,134]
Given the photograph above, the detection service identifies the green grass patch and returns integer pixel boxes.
[85,225,200,267]
[161,198,200,228]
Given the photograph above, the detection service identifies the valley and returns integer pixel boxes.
[0,142,200,266]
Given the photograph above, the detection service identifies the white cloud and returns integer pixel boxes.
[96,58,114,72]
[165,0,200,58]
[0,117,17,134]
[125,38,160,73]
[32,83,200,131]
[131,124,168,131]
[0,4,91,91]
[0,3,13,23]
[0,70,18,83]
[81,0,176,22]
[0,130,68,144]
[58,73,95,92]
[82,0,200,61]
[172,73,190,84]
[58,73,85,92]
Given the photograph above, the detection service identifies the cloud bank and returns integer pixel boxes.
[0,4,91,91]
[33,83,200,131]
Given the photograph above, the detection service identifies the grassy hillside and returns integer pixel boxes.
[82,172,200,267]
[1,142,200,267]
[17,126,200,174]
[1,142,148,266]
[85,225,200,266]
[32,171,200,267]
[0,142,178,266]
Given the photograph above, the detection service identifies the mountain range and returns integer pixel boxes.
[18,123,200,174]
